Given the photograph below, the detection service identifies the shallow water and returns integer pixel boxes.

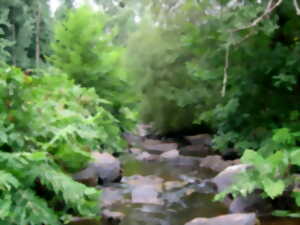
[111,155,227,225]
[70,154,300,225]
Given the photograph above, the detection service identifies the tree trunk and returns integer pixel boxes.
[35,2,41,68]
[11,9,16,66]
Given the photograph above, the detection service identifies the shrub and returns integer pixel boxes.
[0,64,125,224]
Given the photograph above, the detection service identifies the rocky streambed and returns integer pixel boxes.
[70,128,300,225]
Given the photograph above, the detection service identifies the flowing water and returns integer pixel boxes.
[71,154,300,225]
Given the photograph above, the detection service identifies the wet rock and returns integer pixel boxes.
[160,150,179,161]
[102,187,124,207]
[73,152,121,186]
[136,124,152,137]
[212,164,250,192]
[185,213,259,225]
[139,204,165,214]
[142,139,178,154]
[195,179,217,194]
[199,155,240,173]
[179,144,213,157]
[102,209,125,225]
[179,174,199,184]
[130,148,142,155]
[123,175,164,192]
[229,192,273,215]
[131,185,163,205]
[171,156,201,167]
[164,181,187,191]
[184,134,212,146]
[136,151,158,161]
[123,132,144,147]
[185,188,195,196]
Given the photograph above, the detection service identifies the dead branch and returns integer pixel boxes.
[233,0,283,32]
[294,0,300,15]
[221,45,230,97]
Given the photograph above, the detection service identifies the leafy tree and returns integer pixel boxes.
[51,6,137,131]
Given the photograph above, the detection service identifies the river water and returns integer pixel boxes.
[71,154,300,225]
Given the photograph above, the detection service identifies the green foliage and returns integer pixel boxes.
[51,6,137,131]
[0,64,128,224]
[215,128,300,216]
[0,0,53,68]
[125,12,220,134]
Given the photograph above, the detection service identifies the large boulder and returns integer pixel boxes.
[73,152,121,186]
[212,164,250,192]
[199,155,240,173]
[185,213,259,225]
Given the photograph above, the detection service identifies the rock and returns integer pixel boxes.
[212,164,250,192]
[142,139,178,154]
[171,156,201,167]
[195,179,217,194]
[131,185,163,205]
[136,124,152,137]
[123,175,164,192]
[185,213,259,225]
[135,152,158,161]
[184,134,212,146]
[164,181,187,191]
[130,148,142,155]
[199,155,240,173]
[229,192,273,215]
[160,150,179,161]
[102,209,125,225]
[73,152,121,185]
[102,187,124,207]
[123,132,144,147]
[179,144,213,157]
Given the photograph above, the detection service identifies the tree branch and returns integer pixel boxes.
[221,45,230,97]
[233,0,283,32]
[294,0,300,15]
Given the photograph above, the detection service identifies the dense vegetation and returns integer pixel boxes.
[2,0,300,224]
[126,0,300,217]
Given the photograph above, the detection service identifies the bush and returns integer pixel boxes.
[0,64,125,224]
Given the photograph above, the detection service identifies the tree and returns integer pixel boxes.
[0,0,53,68]
[51,6,137,131]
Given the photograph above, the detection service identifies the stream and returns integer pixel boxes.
[71,154,300,225]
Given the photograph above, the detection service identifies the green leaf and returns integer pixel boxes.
[241,149,264,165]
[262,178,285,199]
[290,150,300,166]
